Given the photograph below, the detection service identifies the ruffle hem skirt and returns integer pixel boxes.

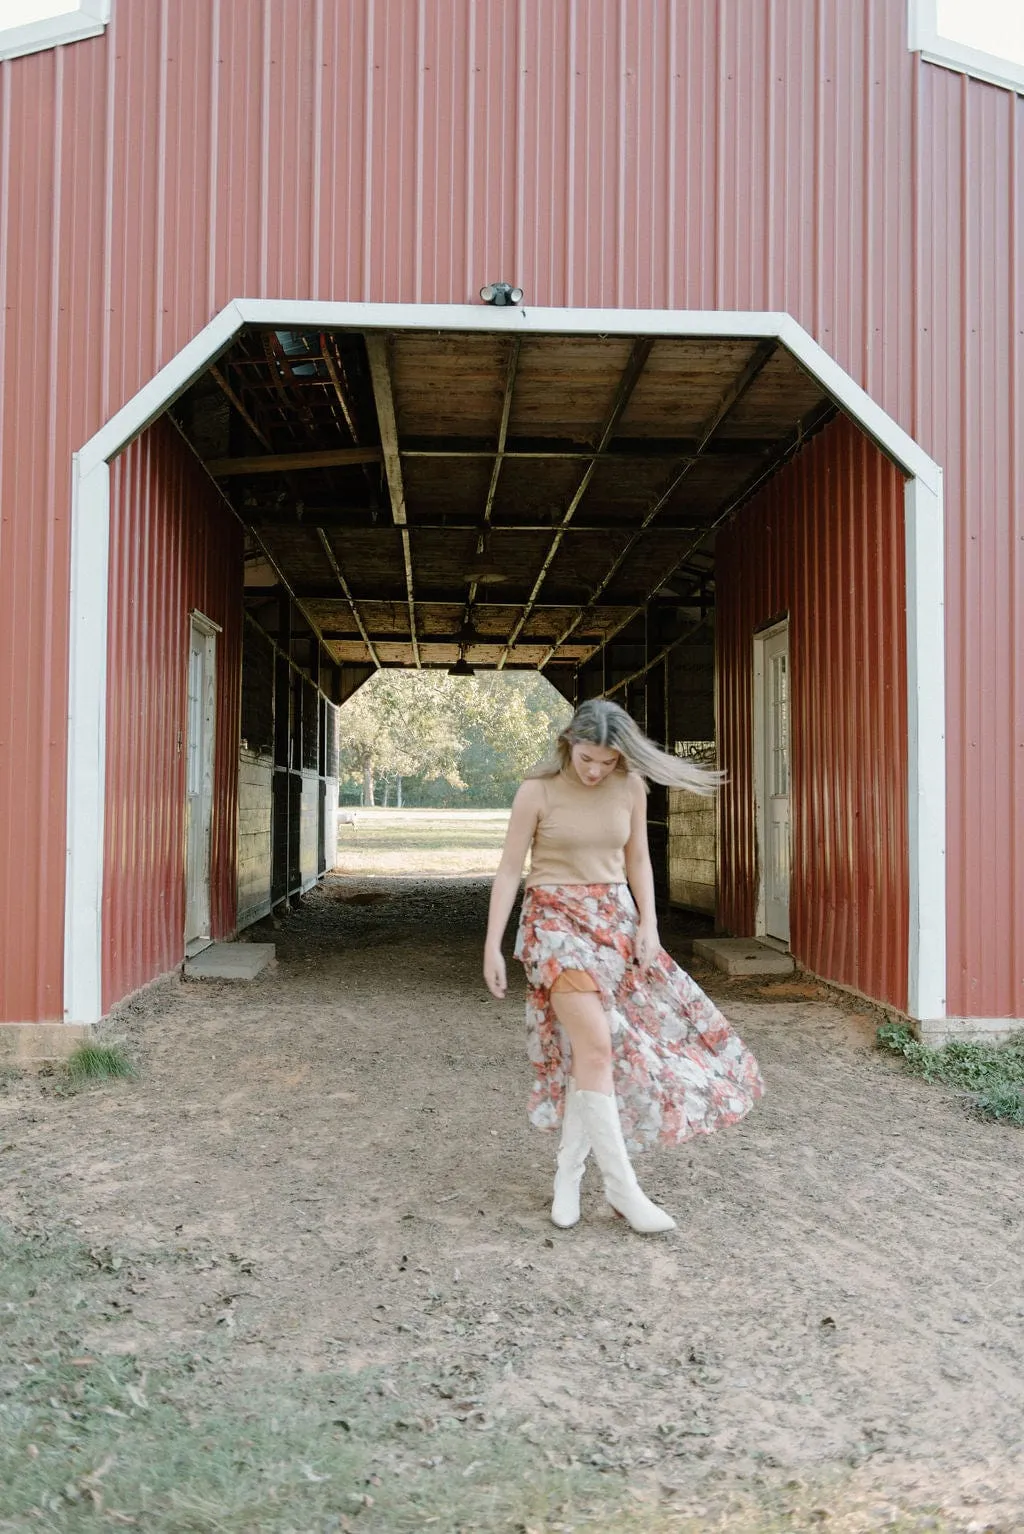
[514,882,765,1152]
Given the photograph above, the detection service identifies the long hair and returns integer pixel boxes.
[526,699,722,796]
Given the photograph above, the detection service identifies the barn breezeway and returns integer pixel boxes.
[64,302,944,1041]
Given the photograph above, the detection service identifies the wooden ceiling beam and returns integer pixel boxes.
[365,333,420,667]
[242,512,712,534]
[399,439,778,460]
[205,446,384,476]
[208,364,275,452]
[463,337,521,636]
[319,628,601,646]
[316,528,382,670]
[280,582,680,607]
[537,339,778,669]
[319,335,361,443]
[578,399,836,674]
[497,337,655,670]
[320,332,382,508]
[599,615,714,699]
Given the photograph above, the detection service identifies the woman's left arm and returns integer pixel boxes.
[624,775,660,968]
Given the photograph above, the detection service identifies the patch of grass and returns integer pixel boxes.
[334,810,511,877]
[972,1085,1024,1127]
[0,1225,618,1533]
[63,1044,136,1086]
[877,1020,1024,1124]
[0,1225,966,1534]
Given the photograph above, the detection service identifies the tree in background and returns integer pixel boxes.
[338,672,571,807]
[336,671,469,805]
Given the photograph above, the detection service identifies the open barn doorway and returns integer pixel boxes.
[179,323,844,930]
[65,303,944,1031]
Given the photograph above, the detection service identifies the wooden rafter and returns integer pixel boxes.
[462,337,521,635]
[599,615,714,699]
[287,588,654,610]
[318,627,597,647]
[316,528,382,670]
[365,334,420,667]
[241,523,333,675]
[205,447,383,476]
[580,399,837,674]
[399,441,778,461]
[537,339,777,669]
[319,335,361,443]
[497,337,654,670]
[209,364,274,451]
[320,333,382,507]
[241,512,710,534]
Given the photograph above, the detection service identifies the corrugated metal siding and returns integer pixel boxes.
[913,65,1024,1018]
[716,417,909,1012]
[0,0,1020,1018]
[102,418,242,1013]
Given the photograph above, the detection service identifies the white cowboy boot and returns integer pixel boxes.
[550,1079,590,1228]
[575,1090,676,1234]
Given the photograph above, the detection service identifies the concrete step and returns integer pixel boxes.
[692,937,795,977]
[183,943,276,981]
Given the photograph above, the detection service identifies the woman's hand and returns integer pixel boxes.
[633,919,661,970]
[484,944,508,999]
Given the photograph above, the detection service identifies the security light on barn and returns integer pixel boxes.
[479,282,524,306]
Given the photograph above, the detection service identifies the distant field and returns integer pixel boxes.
[333,806,510,876]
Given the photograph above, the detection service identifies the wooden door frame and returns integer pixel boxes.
[184,609,221,954]
[752,616,791,944]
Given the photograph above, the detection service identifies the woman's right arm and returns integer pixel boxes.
[483,779,545,999]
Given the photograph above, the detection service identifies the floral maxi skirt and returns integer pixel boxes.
[514,883,765,1151]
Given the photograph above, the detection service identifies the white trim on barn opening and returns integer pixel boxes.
[0,1,111,64]
[907,0,1024,99]
[65,301,948,1029]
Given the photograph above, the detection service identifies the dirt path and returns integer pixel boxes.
[3,874,1024,1531]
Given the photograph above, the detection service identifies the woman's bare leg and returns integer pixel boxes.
[549,989,614,1094]
[549,986,674,1233]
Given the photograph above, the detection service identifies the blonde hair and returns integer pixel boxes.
[527,699,722,796]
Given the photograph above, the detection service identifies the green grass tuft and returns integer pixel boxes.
[877,1021,1024,1125]
[972,1085,1024,1127]
[64,1043,136,1084]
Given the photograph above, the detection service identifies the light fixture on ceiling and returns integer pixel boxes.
[479,281,524,306]
[448,618,477,677]
[463,530,508,584]
[462,555,508,584]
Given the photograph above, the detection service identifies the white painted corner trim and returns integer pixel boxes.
[64,300,946,1026]
[0,1,110,64]
[908,0,1024,98]
[904,475,947,1020]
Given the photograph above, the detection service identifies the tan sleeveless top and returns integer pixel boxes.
[525,768,635,888]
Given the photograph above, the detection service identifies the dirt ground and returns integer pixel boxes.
[3,825,1024,1530]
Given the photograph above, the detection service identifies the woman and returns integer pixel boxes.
[483,699,764,1235]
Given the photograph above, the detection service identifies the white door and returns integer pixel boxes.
[185,614,218,954]
[755,623,792,943]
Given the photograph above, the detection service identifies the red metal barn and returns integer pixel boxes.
[0,0,1020,1052]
